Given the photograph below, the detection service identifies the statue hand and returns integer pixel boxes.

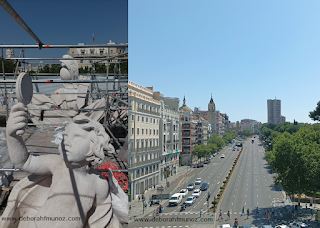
[107,169,128,223]
[7,103,28,137]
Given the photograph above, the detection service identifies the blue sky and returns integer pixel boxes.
[129,0,320,124]
[0,0,127,64]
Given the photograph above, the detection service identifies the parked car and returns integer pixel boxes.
[200,163,204,167]
[200,183,208,191]
[289,222,308,228]
[187,183,195,191]
[192,189,201,198]
[232,148,236,151]
[195,178,202,185]
[221,154,225,158]
[259,226,273,228]
[197,164,201,168]
[184,196,196,206]
[180,189,188,198]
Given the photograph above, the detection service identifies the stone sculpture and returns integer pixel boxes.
[1,102,128,227]
[27,54,107,126]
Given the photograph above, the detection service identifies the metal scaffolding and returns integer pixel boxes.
[0,44,128,170]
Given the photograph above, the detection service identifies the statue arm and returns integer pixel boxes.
[6,103,61,174]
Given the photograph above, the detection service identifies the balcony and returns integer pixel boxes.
[129,157,160,168]
[137,107,160,116]
[128,146,161,153]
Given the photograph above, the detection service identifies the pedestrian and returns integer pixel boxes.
[227,210,230,220]
[154,184,156,189]
[306,204,308,211]
[220,210,223,221]
[264,210,266,219]
[272,206,275,216]
[129,205,132,213]
[156,208,159,216]
[311,208,314,217]
[267,212,270,220]
[138,195,141,201]
[256,206,259,215]
[153,210,156,218]
[200,208,203,218]
[144,202,147,208]
[280,211,283,219]
[142,194,145,201]
[247,208,250,219]
[242,206,245,216]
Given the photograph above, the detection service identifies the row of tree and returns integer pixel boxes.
[261,122,320,198]
[192,129,237,162]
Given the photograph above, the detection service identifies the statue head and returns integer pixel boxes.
[59,115,115,168]
[60,54,78,81]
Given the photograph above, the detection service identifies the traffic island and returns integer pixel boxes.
[209,147,243,212]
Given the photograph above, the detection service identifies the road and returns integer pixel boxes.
[130,143,241,228]
[216,138,283,227]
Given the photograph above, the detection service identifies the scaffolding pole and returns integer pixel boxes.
[0,79,127,83]
[0,0,43,47]
[0,44,128,49]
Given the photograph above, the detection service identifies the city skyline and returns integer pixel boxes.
[0,0,128,64]
[129,0,320,124]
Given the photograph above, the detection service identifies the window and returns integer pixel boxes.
[90,50,94,54]
[142,117,144,122]
[185,117,188,121]
[141,141,144,148]
[131,115,134,121]
[137,128,139,135]
[131,128,134,135]
[81,51,85,55]
[146,118,148,123]
[150,129,151,135]
[157,130,159,135]
[150,140,152,147]
[154,129,155,135]
[164,124,166,130]
[153,119,155,124]
[138,116,140,122]
[100,50,104,55]
[150,118,152,124]
[80,60,83,63]
[111,50,113,54]
[142,129,144,135]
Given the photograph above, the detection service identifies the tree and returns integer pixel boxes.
[209,134,225,149]
[309,101,320,121]
[193,145,208,163]
[0,58,16,73]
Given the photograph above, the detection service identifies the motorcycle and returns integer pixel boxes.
[180,204,186,211]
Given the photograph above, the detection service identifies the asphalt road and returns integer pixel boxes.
[216,138,283,227]
[130,143,241,228]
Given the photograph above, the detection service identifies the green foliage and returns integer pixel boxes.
[209,134,225,148]
[309,101,320,121]
[38,64,61,73]
[266,128,320,196]
[0,58,16,73]
[238,129,253,137]
[223,129,237,143]
[79,66,91,73]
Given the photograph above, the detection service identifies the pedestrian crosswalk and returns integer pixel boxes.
[132,226,189,228]
[148,211,208,216]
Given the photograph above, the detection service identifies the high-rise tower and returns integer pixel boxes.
[208,94,216,135]
[267,99,284,124]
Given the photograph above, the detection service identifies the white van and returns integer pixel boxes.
[169,193,183,206]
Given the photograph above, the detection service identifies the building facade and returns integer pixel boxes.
[128,81,161,200]
[267,99,285,124]
[68,40,126,69]
[179,97,197,166]
[160,97,182,183]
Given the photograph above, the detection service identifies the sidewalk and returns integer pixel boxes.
[129,165,197,221]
